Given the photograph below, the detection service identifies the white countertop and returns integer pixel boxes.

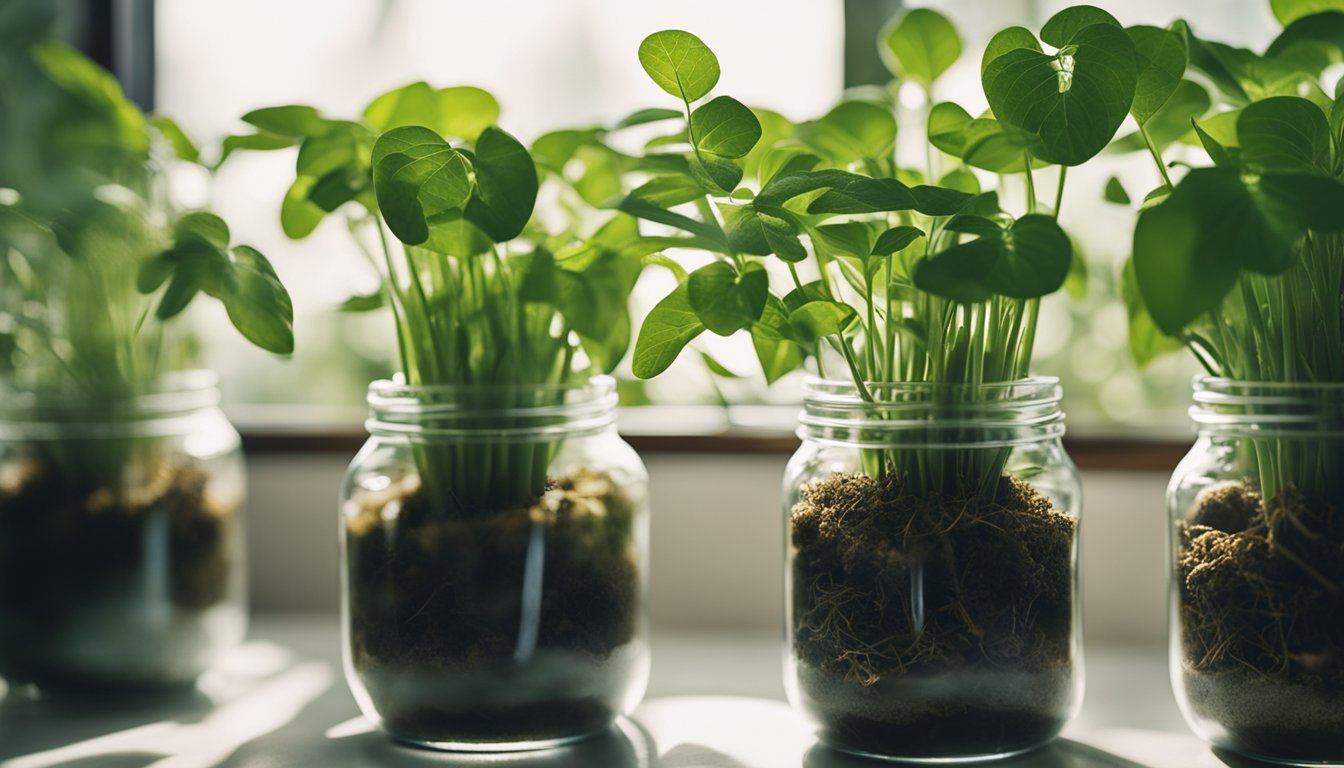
[0,617,1252,768]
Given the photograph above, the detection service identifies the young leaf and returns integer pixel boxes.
[962,118,1041,173]
[799,101,898,164]
[928,102,973,157]
[1121,259,1182,368]
[1271,0,1344,26]
[638,30,720,103]
[788,300,857,341]
[985,214,1072,298]
[1109,80,1211,152]
[362,81,438,133]
[150,116,200,164]
[372,128,473,245]
[615,107,685,128]
[690,95,762,158]
[1104,176,1131,204]
[688,152,744,194]
[632,283,705,379]
[751,297,804,384]
[464,126,539,242]
[281,176,326,239]
[1127,25,1189,125]
[435,86,501,141]
[982,10,1138,166]
[872,226,925,256]
[220,246,295,355]
[686,261,768,335]
[1236,95,1333,174]
[339,290,386,312]
[241,105,328,138]
[939,168,981,194]
[880,8,963,86]
[913,239,999,303]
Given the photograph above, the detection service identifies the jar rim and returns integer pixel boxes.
[365,374,618,443]
[1190,375,1344,437]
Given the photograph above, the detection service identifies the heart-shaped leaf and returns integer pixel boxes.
[687,261,768,335]
[880,8,962,86]
[1237,95,1333,174]
[372,127,474,245]
[986,214,1072,298]
[464,126,538,242]
[929,102,973,157]
[983,11,1138,166]
[639,30,720,103]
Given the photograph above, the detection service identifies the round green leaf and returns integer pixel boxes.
[799,100,897,164]
[632,283,705,379]
[221,245,295,355]
[638,30,720,103]
[879,8,963,86]
[372,128,474,245]
[912,238,998,304]
[435,86,501,141]
[1040,5,1122,46]
[1127,25,1189,125]
[788,301,857,341]
[986,214,1072,298]
[1237,95,1332,174]
[928,102,973,157]
[464,126,539,242]
[690,95,762,159]
[687,261,768,335]
[983,21,1138,166]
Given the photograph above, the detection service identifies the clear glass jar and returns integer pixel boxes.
[341,374,650,751]
[783,377,1083,762]
[0,371,247,692]
[1169,377,1344,765]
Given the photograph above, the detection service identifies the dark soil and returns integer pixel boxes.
[345,467,643,747]
[790,471,1077,759]
[1177,481,1344,761]
[0,456,237,691]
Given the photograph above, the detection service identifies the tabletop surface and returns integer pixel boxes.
[0,617,1274,768]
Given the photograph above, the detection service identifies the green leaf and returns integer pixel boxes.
[281,176,325,239]
[616,196,731,249]
[1104,176,1131,204]
[1236,95,1333,173]
[751,298,804,384]
[929,102,973,157]
[219,132,298,165]
[1127,25,1189,125]
[986,214,1073,298]
[981,27,1041,76]
[760,212,807,263]
[939,168,981,195]
[872,226,925,256]
[688,152,744,194]
[435,86,501,141]
[615,107,684,128]
[741,108,795,181]
[880,8,963,86]
[242,105,328,138]
[631,175,705,208]
[638,30,720,103]
[150,116,200,163]
[690,95,762,158]
[913,238,999,303]
[1041,6,1122,45]
[362,81,438,133]
[1271,0,1344,25]
[798,100,897,164]
[372,128,474,245]
[1121,259,1182,368]
[220,245,295,355]
[338,290,386,312]
[788,301,857,341]
[909,185,972,216]
[1109,80,1211,152]
[982,12,1138,166]
[464,126,538,242]
[633,283,705,378]
[962,118,1041,173]
[174,211,230,250]
[687,261,768,335]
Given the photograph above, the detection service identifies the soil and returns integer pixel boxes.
[790,471,1077,759]
[345,467,643,747]
[1177,481,1344,761]
[0,456,238,691]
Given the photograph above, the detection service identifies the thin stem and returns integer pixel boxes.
[1140,124,1173,189]
[1053,165,1067,216]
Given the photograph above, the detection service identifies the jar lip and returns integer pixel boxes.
[1194,375,1344,394]
[1190,376,1344,437]
[803,376,1062,404]
[367,374,615,402]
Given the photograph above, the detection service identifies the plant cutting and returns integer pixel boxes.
[1119,0,1344,761]
[622,11,1133,759]
[227,82,652,749]
[0,15,293,692]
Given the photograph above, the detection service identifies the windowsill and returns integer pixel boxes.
[229,404,1192,471]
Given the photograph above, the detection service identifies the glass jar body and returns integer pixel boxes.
[340,377,650,751]
[783,379,1083,762]
[0,373,247,692]
[1169,379,1344,765]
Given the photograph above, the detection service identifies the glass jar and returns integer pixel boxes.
[341,375,650,751]
[0,371,247,692]
[1169,378,1344,765]
[783,377,1083,762]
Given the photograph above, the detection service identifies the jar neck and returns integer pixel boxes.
[365,375,618,443]
[1190,377,1344,439]
[799,377,1065,449]
[0,370,221,438]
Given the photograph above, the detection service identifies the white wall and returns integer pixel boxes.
[244,455,1170,645]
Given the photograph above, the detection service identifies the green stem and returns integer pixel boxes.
[1140,124,1173,189]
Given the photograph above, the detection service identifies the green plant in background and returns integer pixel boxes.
[0,12,293,490]
[1120,0,1344,504]
[225,83,655,514]
[627,9,1136,499]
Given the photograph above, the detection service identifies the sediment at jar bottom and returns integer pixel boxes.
[790,471,1077,758]
[346,467,644,746]
[0,456,241,691]
[1178,481,1344,761]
